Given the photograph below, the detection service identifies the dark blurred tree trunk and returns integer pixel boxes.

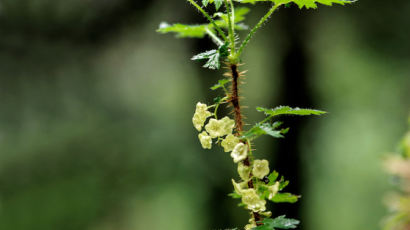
[271,9,313,230]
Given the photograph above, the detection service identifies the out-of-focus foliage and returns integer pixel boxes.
[383,126,410,230]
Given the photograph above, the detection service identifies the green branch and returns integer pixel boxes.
[187,0,229,42]
[237,3,282,58]
[224,0,236,57]
[206,28,224,46]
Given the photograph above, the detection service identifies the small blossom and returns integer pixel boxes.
[221,134,239,152]
[231,143,248,163]
[231,179,247,194]
[245,223,256,230]
[268,182,280,200]
[192,102,212,131]
[260,211,272,217]
[221,116,235,135]
[241,188,266,212]
[205,118,224,138]
[253,159,270,179]
[192,113,205,131]
[196,102,207,111]
[237,162,251,181]
[198,131,212,149]
[245,217,257,230]
[195,102,211,117]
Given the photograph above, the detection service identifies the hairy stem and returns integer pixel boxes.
[224,0,236,57]
[187,0,228,42]
[230,64,243,133]
[229,64,262,225]
[237,3,282,57]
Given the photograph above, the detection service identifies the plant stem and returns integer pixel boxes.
[206,28,224,46]
[187,0,229,42]
[224,0,236,57]
[230,64,243,133]
[237,3,282,57]
[229,64,262,225]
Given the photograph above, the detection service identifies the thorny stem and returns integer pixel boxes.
[230,64,243,133]
[187,0,228,42]
[237,3,282,57]
[229,63,262,225]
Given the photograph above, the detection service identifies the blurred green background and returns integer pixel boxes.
[0,0,409,230]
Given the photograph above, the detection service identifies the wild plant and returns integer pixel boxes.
[158,0,353,229]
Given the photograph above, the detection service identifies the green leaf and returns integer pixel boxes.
[218,42,230,57]
[253,216,300,230]
[211,79,231,90]
[192,49,220,69]
[192,49,217,60]
[288,0,354,9]
[235,0,354,9]
[242,123,284,140]
[157,22,210,38]
[267,171,279,185]
[271,193,300,203]
[257,106,326,117]
[228,191,242,199]
[203,0,210,7]
[214,7,250,31]
[214,0,224,10]
[280,127,289,134]
[257,185,270,199]
[191,43,229,70]
[214,7,250,23]
[279,179,289,191]
[213,96,223,103]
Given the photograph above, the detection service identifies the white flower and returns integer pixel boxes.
[252,159,269,179]
[237,162,251,181]
[245,223,256,230]
[241,188,266,212]
[198,131,212,149]
[205,118,224,138]
[230,143,248,163]
[260,211,272,217]
[245,217,257,230]
[268,182,280,200]
[192,113,205,131]
[221,134,239,152]
[195,102,208,114]
[220,116,235,135]
[192,102,211,131]
[204,116,235,138]
[231,179,247,194]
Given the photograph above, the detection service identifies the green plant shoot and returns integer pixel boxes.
[157,0,354,229]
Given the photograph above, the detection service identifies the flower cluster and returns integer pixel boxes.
[232,159,279,230]
[192,102,240,156]
[192,102,281,230]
